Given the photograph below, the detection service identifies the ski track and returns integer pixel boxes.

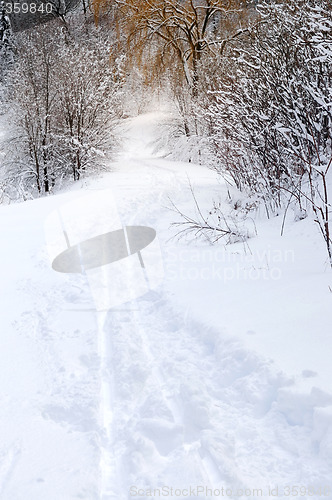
[5,115,332,498]
[96,149,332,499]
[100,290,332,499]
[15,269,332,500]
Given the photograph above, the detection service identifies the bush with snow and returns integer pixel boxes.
[3,21,121,197]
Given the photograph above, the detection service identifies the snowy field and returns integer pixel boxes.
[0,113,332,499]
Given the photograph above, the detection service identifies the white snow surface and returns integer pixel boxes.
[0,112,332,499]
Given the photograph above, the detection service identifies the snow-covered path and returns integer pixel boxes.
[0,113,332,499]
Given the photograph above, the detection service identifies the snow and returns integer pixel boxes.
[0,112,332,499]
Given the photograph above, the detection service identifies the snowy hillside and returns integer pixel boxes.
[0,113,332,499]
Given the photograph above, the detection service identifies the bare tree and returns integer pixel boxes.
[93,0,256,93]
[6,22,119,196]
[205,0,332,260]
[208,0,331,194]
[10,28,57,193]
[54,38,119,181]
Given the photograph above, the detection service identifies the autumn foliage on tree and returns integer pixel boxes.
[92,0,254,92]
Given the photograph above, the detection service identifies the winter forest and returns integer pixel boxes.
[0,0,332,499]
[0,0,332,260]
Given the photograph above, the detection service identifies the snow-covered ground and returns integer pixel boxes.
[0,112,332,499]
